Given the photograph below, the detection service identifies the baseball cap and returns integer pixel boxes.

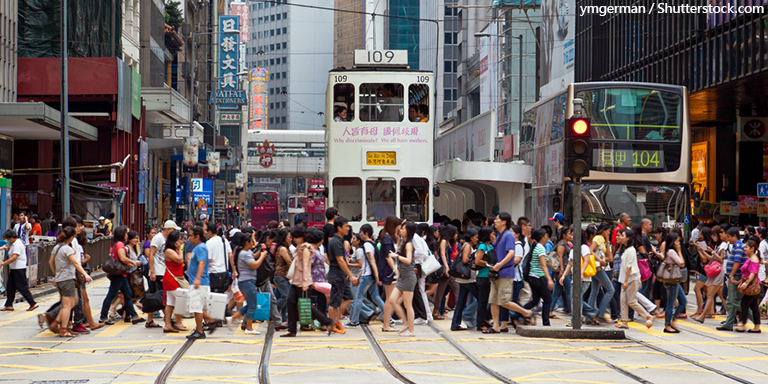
[163,220,181,230]
[549,213,565,222]
[229,228,241,237]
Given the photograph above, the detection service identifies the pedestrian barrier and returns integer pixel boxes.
[18,236,113,286]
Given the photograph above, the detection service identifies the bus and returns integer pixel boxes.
[251,191,280,230]
[306,178,326,228]
[326,50,434,233]
[521,82,691,233]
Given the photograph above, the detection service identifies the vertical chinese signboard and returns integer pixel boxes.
[218,15,239,110]
[249,68,269,130]
[230,3,250,42]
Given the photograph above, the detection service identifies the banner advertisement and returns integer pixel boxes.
[218,15,240,110]
[720,201,739,216]
[759,201,768,218]
[235,173,245,191]
[249,68,268,130]
[539,0,574,98]
[207,151,220,176]
[691,142,708,187]
[693,201,715,218]
[183,137,199,167]
[230,3,250,42]
[740,195,759,214]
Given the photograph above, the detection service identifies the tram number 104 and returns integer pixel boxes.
[593,149,664,169]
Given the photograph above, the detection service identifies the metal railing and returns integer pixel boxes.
[7,236,114,286]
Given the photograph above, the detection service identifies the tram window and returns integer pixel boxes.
[333,83,355,122]
[359,83,404,122]
[366,178,396,221]
[332,177,362,221]
[408,84,430,123]
[400,178,428,221]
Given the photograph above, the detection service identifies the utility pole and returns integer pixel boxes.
[60,0,70,217]
[570,98,587,330]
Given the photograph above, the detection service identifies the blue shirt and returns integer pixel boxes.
[187,242,210,286]
[726,239,746,278]
[495,229,517,279]
[545,240,554,253]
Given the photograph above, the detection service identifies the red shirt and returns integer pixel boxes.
[163,249,184,291]
[31,223,42,236]
[610,224,624,246]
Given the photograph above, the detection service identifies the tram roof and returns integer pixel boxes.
[329,67,433,74]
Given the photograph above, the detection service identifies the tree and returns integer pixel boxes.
[165,0,184,29]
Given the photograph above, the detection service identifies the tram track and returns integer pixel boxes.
[258,323,275,384]
[154,338,195,384]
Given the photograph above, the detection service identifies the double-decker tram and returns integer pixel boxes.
[251,191,280,230]
[326,50,434,233]
[306,178,326,228]
[522,82,691,231]
[287,195,307,226]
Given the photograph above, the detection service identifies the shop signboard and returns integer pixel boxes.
[739,195,758,214]
[218,15,239,110]
[131,68,142,119]
[230,3,250,42]
[249,68,268,130]
[720,201,739,216]
[737,117,768,142]
[183,137,199,172]
[691,142,707,187]
[759,201,768,218]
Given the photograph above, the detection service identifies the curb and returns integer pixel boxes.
[2,271,107,304]
[515,325,625,340]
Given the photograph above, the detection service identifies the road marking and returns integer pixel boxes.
[626,320,668,337]
[94,320,132,338]
[0,310,42,327]
[676,319,738,338]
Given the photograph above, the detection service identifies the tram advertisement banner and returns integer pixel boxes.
[739,196,758,215]
[720,201,739,216]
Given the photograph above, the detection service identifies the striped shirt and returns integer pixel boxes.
[529,243,546,278]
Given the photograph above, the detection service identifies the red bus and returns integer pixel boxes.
[306,178,326,229]
[251,191,279,230]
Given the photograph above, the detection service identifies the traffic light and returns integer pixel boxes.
[227,203,233,210]
[235,205,240,211]
[565,116,592,179]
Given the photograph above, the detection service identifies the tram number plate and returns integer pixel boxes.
[366,151,396,166]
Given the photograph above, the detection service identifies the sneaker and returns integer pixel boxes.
[344,322,360,328]
[72,324,90,334]
[414,318,428,325]
[186,330,207,340]
[245,329,262,335]
[332,324,347,334]
[108,311,121,320]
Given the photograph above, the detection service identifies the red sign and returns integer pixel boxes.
[743,119,767,140]
[183,221,194,228]
[230,4,250,42]
[503,135,514,160]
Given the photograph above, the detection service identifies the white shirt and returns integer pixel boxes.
[72,237,83,265]
[8,238,27,270]
[759,239,768,282]
[412,235,430,265]
[206,235,232,274]
[570,244,593,282]
[618,246,639,283]
[13,223,31,245]
[514,240,525,282]
[150,232,168,275]
[361,241,375,277]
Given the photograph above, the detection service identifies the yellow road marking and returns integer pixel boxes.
[94,319,133,337]
[513,368,614,381]
[676,319,738,338]
[626,320,668,337]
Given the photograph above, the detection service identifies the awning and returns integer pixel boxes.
[0,102,99,141]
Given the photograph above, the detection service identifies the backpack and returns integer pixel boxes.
[521,242,535,282]
[545,246,561,273]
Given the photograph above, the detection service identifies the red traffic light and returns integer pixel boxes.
[236,205,240,211]
[571,118,589,135]
[228,203,233,209]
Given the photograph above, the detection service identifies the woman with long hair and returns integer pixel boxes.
[379,216,400,300]
[691,226,711,317]
[552,227,573,314]
[382,221,417,337]
[523,229,554,326]
[231,230,270,334]
[474,226,495,331]
[615,228,653,329]
[661,231,687,333]
[433,224,459,319]
[48,227,92,337]
[99,226,143,325]
[282,227,335,337]
[424,225,442,301]
[451,227,480,331]
[126,230,146,307]
[588,223,615,323]
[736,240,762,333]
[161,230,187,333]
[651,226,668,315]
[694,225,727,323]
[273,228,293,323]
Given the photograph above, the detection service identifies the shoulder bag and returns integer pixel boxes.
[449,244,472,279]
[704,259,722,278]
[103,244,131,276]
[210,238,232,293]
[165,263,190,290]
[738,259,761,296]
[583,254,597,278]
[656,251,684,284]
[421,250,441,276]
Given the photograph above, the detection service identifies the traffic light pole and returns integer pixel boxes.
[571,178,582,330]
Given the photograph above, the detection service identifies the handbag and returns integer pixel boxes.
[210,238,232,293]
[656,252,684,284]
[421,252,441,276]
[298,292,312,326]
[583,254,597,278]
[637,258,652,282]
[252,290,271,321]
[738,275,761,296]
[704,259,722,278]
[449,246,472,279]
[141,289,165,313]
[103,244,130,276]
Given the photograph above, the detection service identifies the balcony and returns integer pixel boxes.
[142,85,191,124]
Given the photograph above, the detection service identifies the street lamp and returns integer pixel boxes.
[189,29,240,136]
[475,31,523,137]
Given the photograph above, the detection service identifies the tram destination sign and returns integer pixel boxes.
[210,89,247,105]
[593,148,664,169]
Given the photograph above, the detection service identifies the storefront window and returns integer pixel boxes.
[332,177,362,221]
[366,178,396,221]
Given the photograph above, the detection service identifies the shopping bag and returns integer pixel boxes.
[298,295,312,326]
[252,292,271,321]
[231,278,245,303]
[141,289,165,313]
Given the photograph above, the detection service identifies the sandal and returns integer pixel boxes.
[1,307,13,311]
[399,331,415,337]
[482,328,500,334]
[163,328,179,333]
[748,329,762,333]
[381,327,399,332]
[101,319,114,325]
[615,323,629,329]
[145,321,162,328]
[59,330,76,337]
[88,323,105,330]
[131,317,146,325]
[27,304,39,311]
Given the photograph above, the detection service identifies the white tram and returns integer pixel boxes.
[326,50,434,233]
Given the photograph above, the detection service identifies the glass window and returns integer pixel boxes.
[283,12,287,18]
[270,15,275,21]
[400,178,428,221]
[358,83,404,122]
[333,83,355,122]
[270,58,275,65]
[282,72,286,78]
[282,57,287,64]
[445,32,453,44]
[270,88,274,94]
[270,44,275,51]
[269,103,274,109]
[574,88,682,141]
[269,117,274,124]
[408,84,430,123]
[276,29,281,35]
[282,42,287,49]
[281,101,286,108]
[366,178,396,222]
[281,87,286,93]
[271,29,275,36]
[276,73,280,79]
[281,116,286,123]
[333,177,362,221]
[282,27,287,34]
[276,14,281,20]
